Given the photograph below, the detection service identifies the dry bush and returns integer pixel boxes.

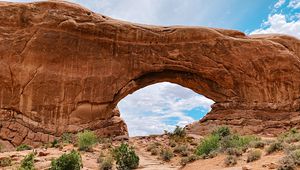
[160,147,174,162]
[224,155,237,167]
[266,142,283,154]
[247,150,262,162]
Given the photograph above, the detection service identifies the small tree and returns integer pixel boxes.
[77,130,98,151]
[172,126,186,137]
[196,135,220,156]
[18,153,35,170]
[113,143,139,170]
[50,150,82,170]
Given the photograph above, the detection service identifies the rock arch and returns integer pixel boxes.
[0,1,300,146]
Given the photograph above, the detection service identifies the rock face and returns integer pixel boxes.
[0,1,299,146]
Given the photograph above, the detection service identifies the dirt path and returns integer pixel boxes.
[135,147,180,170]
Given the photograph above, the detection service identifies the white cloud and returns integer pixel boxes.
[118,82,214,136]
[274,0,285,8]
[288,0,300,9]
[251,14,300,38]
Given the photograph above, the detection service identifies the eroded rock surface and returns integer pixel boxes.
[0,1,300,146]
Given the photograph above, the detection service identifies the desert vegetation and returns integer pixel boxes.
[50,150,82,170]
[112,143,140,170]
[0,156,12,167]
[77,130,98,151]
[16,144,32,151]
[3,127,300,169]
[144,126,300,169]
[195,126,258,159]
[246,149,262,162]
[98,153,113,170]
[19,152,35,170]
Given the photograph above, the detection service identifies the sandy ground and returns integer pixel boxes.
[182,152,284,170]
[0,136,296,170]
[0,142,180,170]
[136,147,179,170]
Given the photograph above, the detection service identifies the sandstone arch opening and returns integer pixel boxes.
[117,82,214,137]
[1,1,300,147]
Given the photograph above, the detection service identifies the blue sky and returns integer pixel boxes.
[8,0,300,136]
[70,0,275,32]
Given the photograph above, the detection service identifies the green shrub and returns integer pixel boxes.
[50,150,82,170]
[51,139,60,148]
[77,130,98,151]
[0,157,12,167]
[196,135,220,156]
[99,156,113,170]
[224,155,237,167]
[113,143,139,170]
[266,142,283,154]
[18,153,35,170]
[225,148,243,157]
[160,147,174,162]
[171,126,186,137]
[247,150,261,162]
[174,145,189,156]
[280,128,298,137]
[16,144,32,151]
[61,133,73,144]
[279,128,300,144]
[221,134,257,151]
[212,126,231,138]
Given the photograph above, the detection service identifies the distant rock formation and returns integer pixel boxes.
[0,1,299,146]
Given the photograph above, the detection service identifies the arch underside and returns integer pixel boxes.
[109,69,231,110]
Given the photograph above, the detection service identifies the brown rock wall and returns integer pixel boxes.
[0,1,299,145]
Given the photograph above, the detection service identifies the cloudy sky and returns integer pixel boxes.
[8,0,300,136]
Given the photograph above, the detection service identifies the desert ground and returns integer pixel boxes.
[1,126,300,170]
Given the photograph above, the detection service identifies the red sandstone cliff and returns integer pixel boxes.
[0,1,299,146]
